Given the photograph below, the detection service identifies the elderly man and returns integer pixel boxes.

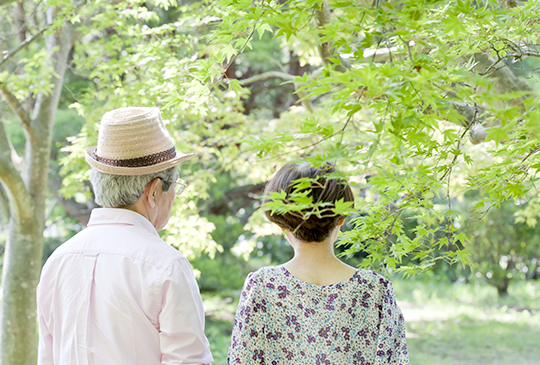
[37,107,213,364]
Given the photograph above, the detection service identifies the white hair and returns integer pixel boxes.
[90,167,179,208]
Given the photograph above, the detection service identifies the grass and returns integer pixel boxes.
[394,277,540,365]
[203,278,540,365]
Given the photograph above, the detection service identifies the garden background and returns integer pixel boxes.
[1,0,540,364]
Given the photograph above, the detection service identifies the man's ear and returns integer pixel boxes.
[145,178,161,208]
[337,217,346,226]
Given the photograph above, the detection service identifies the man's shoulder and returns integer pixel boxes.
[48,224,186,270]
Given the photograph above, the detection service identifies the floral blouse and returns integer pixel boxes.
[228,266,409,365]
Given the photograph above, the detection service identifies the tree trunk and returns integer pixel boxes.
[0,7,73,364]
[0,217,41,364]
[496,277,510,298]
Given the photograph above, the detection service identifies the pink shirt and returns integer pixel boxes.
[37,208,213,365]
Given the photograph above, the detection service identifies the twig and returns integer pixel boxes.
[445,163,454,248]
[314,1,350,71]
[479,50,540,76]
[384,207,404,242]
[238,70,314,112]
[0,25,50,69]
[471,204,494,223]
[239,71,295,85]
[371,38,383,63]
[0,86,31,130]
[386,39,393,63]
[62,83,79,102]
[260,110,355,161]
[208,6,267,91]
[439,105,477,181]
[292,178,330,235]
[0,0,44,43]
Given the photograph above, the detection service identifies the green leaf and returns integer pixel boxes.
[257,23,273,39]
[333,198,355,216]
[228,79,243,96]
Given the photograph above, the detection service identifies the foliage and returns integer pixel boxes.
[51,0,540,279]
[41,203,81,266]
[3,0,540,317]
[457,196,540,296]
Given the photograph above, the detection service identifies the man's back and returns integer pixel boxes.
[37,208,213,365]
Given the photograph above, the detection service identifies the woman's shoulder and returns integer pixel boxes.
[243,265,285,288]
[356,269,393,285]
[243,266,395,293]
[248,266,285,282]
[348,269,396,296]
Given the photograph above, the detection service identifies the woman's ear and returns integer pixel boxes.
[145,178,161,208]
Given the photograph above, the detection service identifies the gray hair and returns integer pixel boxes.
[90,167,179,208]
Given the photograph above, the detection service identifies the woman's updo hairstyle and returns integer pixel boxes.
[263,163,354,242]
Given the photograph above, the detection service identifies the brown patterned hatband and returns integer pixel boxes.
[93,147,177,168]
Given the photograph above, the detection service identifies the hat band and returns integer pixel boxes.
[93,147,176,168]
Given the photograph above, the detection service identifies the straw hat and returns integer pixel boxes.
[85,107,195,175]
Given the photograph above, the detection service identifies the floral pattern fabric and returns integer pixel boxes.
[228,266,409,365]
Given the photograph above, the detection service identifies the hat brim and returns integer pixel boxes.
[85,147,196,176]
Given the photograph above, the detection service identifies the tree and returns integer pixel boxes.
[0,2,79,363]
[213,0,540,275]
[60,0,540,274]
[459,197,540,296]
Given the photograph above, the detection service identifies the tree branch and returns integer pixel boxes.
[500,0,519,8]
[444,102,491,144]
[23,9,75,217]
[0,25,49,69]
[473,53,532,94]
[0,121,33,221]
[0,184,10,222]
[362,40,417,62]
[478,49,540,76]
[0,86,31,130]
[315,1,332,63]
[0,123,17,177]
[448,102,486,127]
[210,6,267,91]
[240,71,295,85]
[209,182,266,215]
[315,1,349,72]
[7,135,23,170]
[239,71,314,112]
[261,101,358,161]
[15,1,27,43]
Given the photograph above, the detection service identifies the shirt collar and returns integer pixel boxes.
[87,208,159,237]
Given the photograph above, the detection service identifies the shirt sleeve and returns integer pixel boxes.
[158,258,213,365]
[374,278,410,365]
[227,272,267,364]
[37,284,54,365]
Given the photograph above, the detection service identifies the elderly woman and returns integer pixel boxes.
[228,163,409,364]
[37,107,213,365]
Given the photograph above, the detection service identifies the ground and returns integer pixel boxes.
[203,277,540,365]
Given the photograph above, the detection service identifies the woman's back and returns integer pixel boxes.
[228,266,409,364]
